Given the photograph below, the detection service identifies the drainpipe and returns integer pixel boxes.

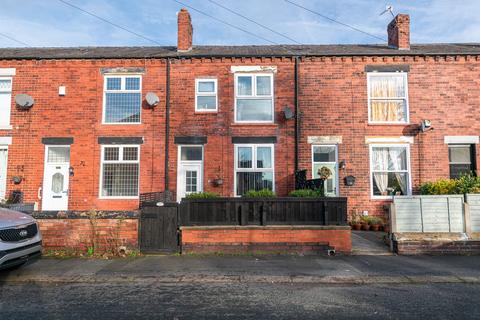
[294,57,300,174]
[165,59,171,192]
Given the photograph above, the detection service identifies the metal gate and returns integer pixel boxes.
[139,204,179,253]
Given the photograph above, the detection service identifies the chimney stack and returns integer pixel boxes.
[387,14,410,50]
[177,8,193,52]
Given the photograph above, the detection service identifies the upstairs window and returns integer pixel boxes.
[235,74,274,122]
[103,75,142,124]
[368,73,408,123]
[0,78,12,128]
[235,144,274,196]
[449,145,476,179]
[100,145,140,198]
[195,79,217,111]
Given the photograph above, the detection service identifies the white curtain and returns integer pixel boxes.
[372,148,389,194]
[388,148,408,194]
[370,75,405,122]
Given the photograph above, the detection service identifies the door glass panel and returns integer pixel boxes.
[313,163,336,196]
[47,147,70,163]
[52,172,64,193]
[185,170,198,193]
[313,146,336,162]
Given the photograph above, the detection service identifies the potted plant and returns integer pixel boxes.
[350,214,362,230]
[360,216,371,231]
[368,216,383,232]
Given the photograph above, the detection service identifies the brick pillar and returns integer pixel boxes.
[177,8,193,52]
[388,14,410,50]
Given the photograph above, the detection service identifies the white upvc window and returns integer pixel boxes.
[103,75,142,124]
[367,72,409,124]
[0,77,13,128]
[100,145,140,198]
[234,144,274,196]
[195,79,217,112]
[234,73,274,123]
[369,144,411,199]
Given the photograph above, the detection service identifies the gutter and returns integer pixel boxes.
[164,58,171,192]
[294,57,300,173]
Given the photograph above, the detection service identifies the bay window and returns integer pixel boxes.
[370,144,411,198]
[368,73,409,123]
[103,75,142,124]
[235,74,274,122]
[235,144,274,195]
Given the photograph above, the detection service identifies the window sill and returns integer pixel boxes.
[0,125,13,130]
[367,122,409,126]
[231,123,277,127]
[101,123,142,125]
[194,111,218,115]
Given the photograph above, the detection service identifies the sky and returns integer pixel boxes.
[1,0,480,48]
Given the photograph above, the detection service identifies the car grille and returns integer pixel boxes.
[0,223,38,242]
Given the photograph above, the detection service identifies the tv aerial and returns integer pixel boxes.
[380,5,394,18]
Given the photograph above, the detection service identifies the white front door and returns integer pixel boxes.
[0,147,8,200]
[177,146,203,201]
[42,146,70,211]
[312,145,339,197]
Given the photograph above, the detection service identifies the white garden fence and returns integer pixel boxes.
[466,194,480,233]
[391,195,465,233]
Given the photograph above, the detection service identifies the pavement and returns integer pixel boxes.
[1,254,480,285]
[351,231,392,255]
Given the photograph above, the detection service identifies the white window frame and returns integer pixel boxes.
[234,144,275,196]
[369,143,412,200]
[0,77,13,129]
[195,78,218,112]
[102,75,142,125]
[234,73,274,123]
[99,144,140,199]
[367,72,409,124]
[311,144,339,196]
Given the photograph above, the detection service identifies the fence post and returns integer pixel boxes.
[389,203,397,233]
[261,201,268,226]
[323,201,329,225]
[464,202,472,237]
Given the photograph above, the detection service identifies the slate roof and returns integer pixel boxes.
[1,43,480,59]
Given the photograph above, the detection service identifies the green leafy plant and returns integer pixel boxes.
[243,189,276,198]
[420,175,480,195]
[289,189,324,198]
[185,191,221,199]
[366,216,383,225]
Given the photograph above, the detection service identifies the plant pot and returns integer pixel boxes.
[370,224,381,232]
[361,223,370,231]
[383,225,390,233]
[351,223,362,230]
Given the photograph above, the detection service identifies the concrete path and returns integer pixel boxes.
[351,231,392,255]
[1,254,480,285]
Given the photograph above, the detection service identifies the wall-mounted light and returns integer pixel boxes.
[420,119,433,132]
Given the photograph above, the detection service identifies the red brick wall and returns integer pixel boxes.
[181,226,352,253]
[298,55,480,216]
[37,218,138,251]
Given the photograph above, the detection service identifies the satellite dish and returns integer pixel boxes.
[145,92,160,107]
[15,94,35,110]
[283,106,295,120]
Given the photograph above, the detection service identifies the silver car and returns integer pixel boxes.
[0,208,42,270]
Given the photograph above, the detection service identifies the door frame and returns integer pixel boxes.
[0,146,8,200]
[311,144,339,196]
[42,145,71,211]
[176,145,204,202]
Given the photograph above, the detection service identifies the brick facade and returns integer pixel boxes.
[1,11,479,222]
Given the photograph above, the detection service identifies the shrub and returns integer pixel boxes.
[289,189,324,198]
[185,192,220,199]
[243,189,276,198]
[420,175,480,195]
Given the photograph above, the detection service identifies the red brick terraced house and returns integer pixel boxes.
[0,9,479,219]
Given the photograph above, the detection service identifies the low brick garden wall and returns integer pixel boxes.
[391,233,480,255]
[180,225,352,254]
[32,211,139,253]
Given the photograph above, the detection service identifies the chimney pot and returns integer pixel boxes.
[177,8,193,52]
[388,14,410,50]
